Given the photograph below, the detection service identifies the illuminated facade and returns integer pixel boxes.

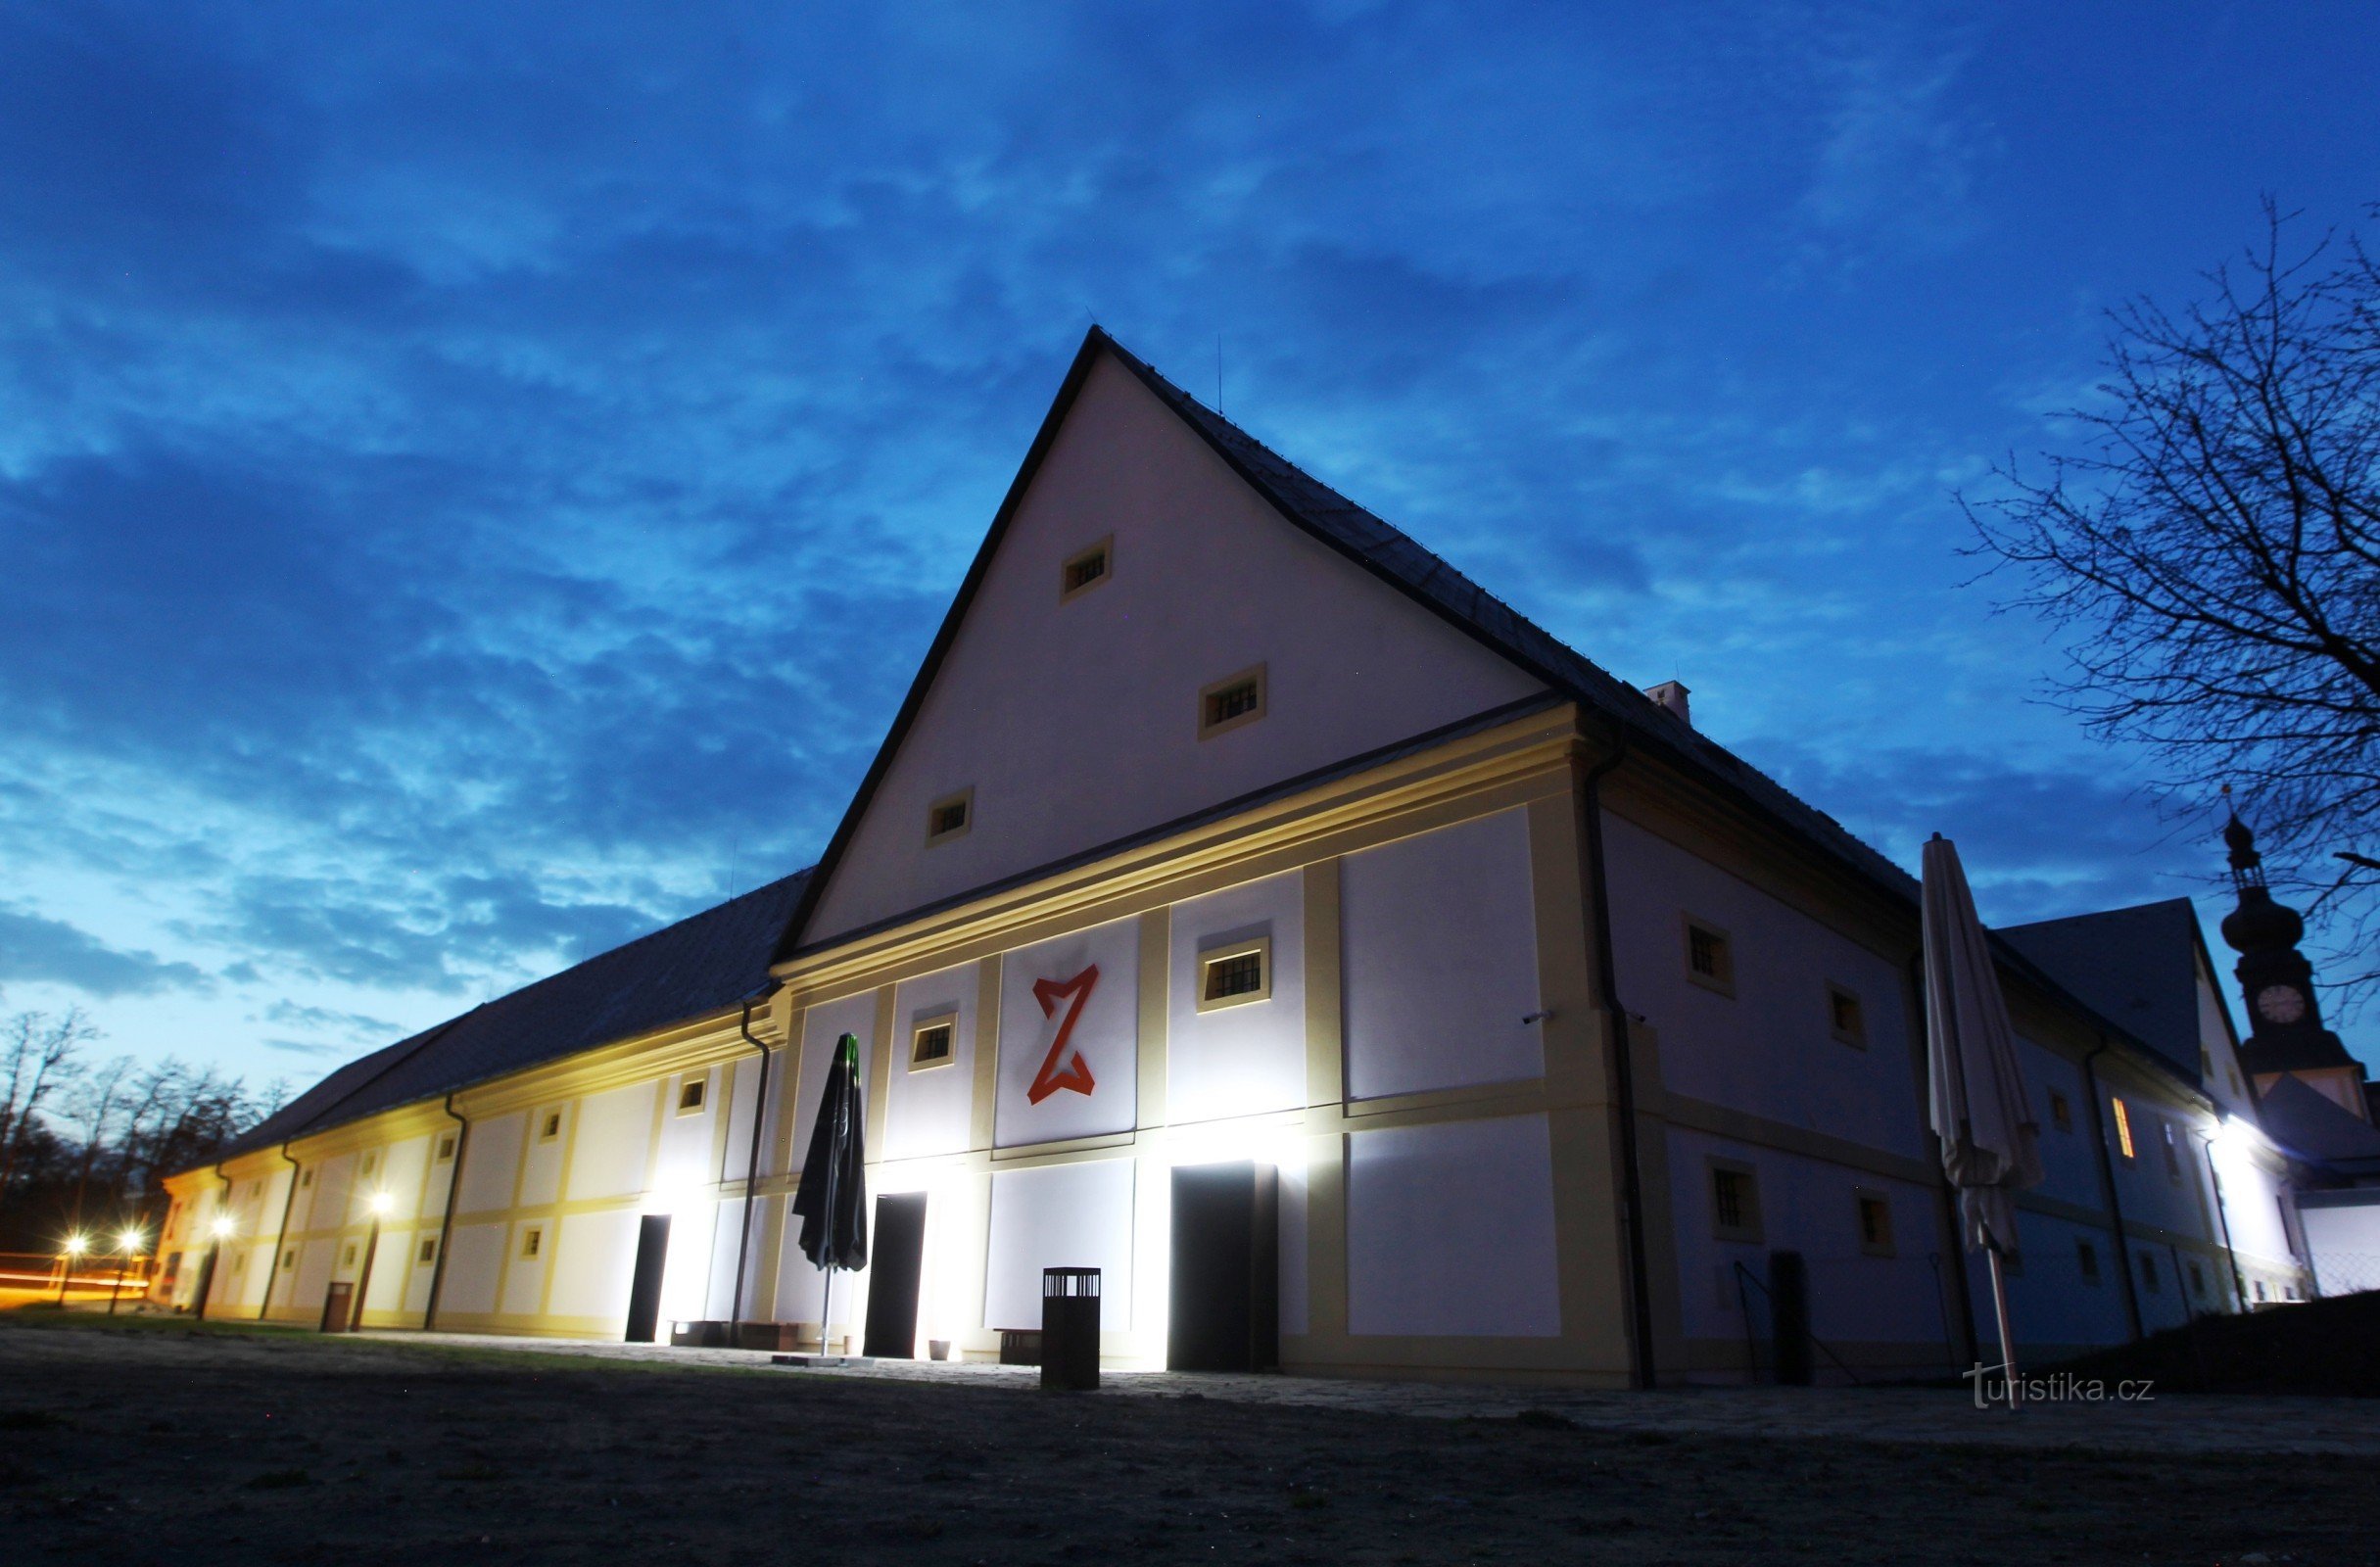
[160,330,2310,1381]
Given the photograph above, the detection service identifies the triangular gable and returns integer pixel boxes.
[789,330,1549,948]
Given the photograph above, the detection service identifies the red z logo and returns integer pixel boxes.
[1026,965,1100,1105]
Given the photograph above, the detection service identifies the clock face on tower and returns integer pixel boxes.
[2256,983,2308,1025]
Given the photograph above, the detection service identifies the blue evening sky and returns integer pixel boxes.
[5,2,2378,1091]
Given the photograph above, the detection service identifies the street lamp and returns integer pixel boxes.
[109,1227,144,1316]
[350,1192,394,1335]
[56,1233,88,1305]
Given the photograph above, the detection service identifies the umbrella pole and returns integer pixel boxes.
[1986,1245,2020,1408]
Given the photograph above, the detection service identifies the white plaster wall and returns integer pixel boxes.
[2195,966,2257,1116]
[1341,810,1543,1102]
[794,993,879,1166]
[805,351,1547,942]
[550,1210,643,1321]
[2017,1036,2105,1210]
[362,1232,409,1313]
[519,1107,568,1208]
[994,918,1138,1148]
[653,1070,717,1192]
[440,1222,505,1315]
[1663,1128,1953,1356]
[1604,813,1925,1159]
[1977,1210,2136,1352]
[314,1152,357,1229]
[1346,1115,1559,1338]
[455,1113,523,1214]
[2214,1143,2300,1266]
[293,1238,333,1316]
[379,1135,429,1221]
[983,1159,1137,1333]
[403,1240,438,1316]
[2303,1198,2380,1295]
[500,1224,547,1316]
[568,1083,656,1202]
[1277,1152,1310,1337]
[720,1053,764,1183]
[659,1201,720,1323]
[885,961,981,1161]
[1167,871,1306,1125]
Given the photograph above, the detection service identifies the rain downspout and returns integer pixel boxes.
[2195,1127,2250,1313]
[194,1163,232,1320]
[729,979,785,1337]
[261,1143,301,1322]
[422,1093,468,1332]
[1578,726,1657,1389]
[2081,1039,2146,1341]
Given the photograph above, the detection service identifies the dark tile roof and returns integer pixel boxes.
[1999,899,2208,1087]
[2255,1072,2380,1172]
[213,871,809,1163]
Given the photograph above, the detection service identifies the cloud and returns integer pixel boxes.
[262,1000,403,1043]
[0,907,213,997]
[262,1037,346,1059]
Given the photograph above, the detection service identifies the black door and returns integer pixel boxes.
[1168,1161,1279,1372]
[624,1214,671,1343]
[863,1192,928,1358]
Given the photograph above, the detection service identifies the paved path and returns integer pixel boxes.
[364,1329,2380,1456]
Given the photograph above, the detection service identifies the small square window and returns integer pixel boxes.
[341,1243,357,1268]
[520,1226,544,1260]
[300,1167,314,1188]
[2048,1090,2072,1132]
[2138,1252,2160,1293]
[1708,1159,1762,1244]
[926,787,974,845]
[677,1077,707,1116]
[435,1133,456,1163]
[1854,1190,1894,1257]
[359,1152,377,1178]
[2253,1278,2266,1302]
[538,1111,563,1144]
[2076,1240,2101,1285]
[1196,936,1272,1013]
[910,1012,958,1071]
[1197,664,1267,740]
[281,1249,297,1270]
[2160,1122,2185,1183]
[417,1238,439,1266]
[2186,1258,2206,1299]
[1684,917,1735,997]
[1060,536,1114,602]
[1826,983,1865,1048]
[2111,1097,2135,1160]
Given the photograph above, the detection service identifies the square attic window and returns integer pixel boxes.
[677,1077,707,1116]
[1197,936,1272,1013]
[926,788,973,846]
[1198,665,1267,740]
[1060,537,1113,601]
[910,1012,957,1070]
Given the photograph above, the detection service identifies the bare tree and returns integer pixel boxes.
[0,1010,95,1202]
[1969,200,2380,993]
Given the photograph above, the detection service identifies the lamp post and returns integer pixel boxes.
[351,1192,393,1334]
[56,1233,88,1305]
[109,1228,144,1316]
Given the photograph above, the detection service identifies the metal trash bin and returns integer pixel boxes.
[1040,1267,1100,1391]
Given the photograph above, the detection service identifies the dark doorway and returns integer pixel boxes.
[319,1280,354,1334]
[863,1192,928,1358]
[1167,1161,1279,1372]
[624,1214,671,1343]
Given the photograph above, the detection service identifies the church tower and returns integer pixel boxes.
[2219,811,2373,1121]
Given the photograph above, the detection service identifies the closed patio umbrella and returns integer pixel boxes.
[1921,833,2044,1403]
[790,1031,868,1358]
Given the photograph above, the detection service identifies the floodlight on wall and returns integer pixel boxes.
[2213,1116,2271,1155]
[210,1215,237,1239]
[1163,1115,1307,1177]
[63,1232,88,1258]
[369,1191,395,1216]
[118,1228,143,1255]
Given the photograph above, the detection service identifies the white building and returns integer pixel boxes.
[160,329,2312,1383]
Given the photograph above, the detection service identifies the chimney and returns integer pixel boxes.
[1644,680,1691,727]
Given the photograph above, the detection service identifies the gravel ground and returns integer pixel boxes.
[1,1313,2371,1566]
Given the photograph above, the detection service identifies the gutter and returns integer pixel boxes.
[1576,726,1657,1389]
[193,1163,232,1320]
[2082,1038,2147,1341]
[260,1143,301,1322]
[421,1093,469,1332]
[728,979,786,1339]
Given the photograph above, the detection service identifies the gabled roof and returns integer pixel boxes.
[213,870,809,1164]
[779,326,1913,960]
[2255,1072,2380,1173]
[2000,899,2211,1087]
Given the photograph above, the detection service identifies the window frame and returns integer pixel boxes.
[1683,915,1736,998]
[1195,935,1273,1014]
[2076,1239,2101,1286]
[1059,535,1115,603]
[1197,664,1268,741]
[435,1132,456,1163]
[1825,981,1866,1048]
[520,1225,545,1261]
[1853,1188,1895,1258]
[538,1109,564,1145]
[676,1075,708,1116]
[908,1011,959,1072]
[2048,1089,2073,1133]
[2160,1120,2184,1184]
[925,787,974,847]
[417,1237,439,1267]
[1706,1156,1763,1245]
[2111,1097,2136,1161]
[341,1242,358,1268]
